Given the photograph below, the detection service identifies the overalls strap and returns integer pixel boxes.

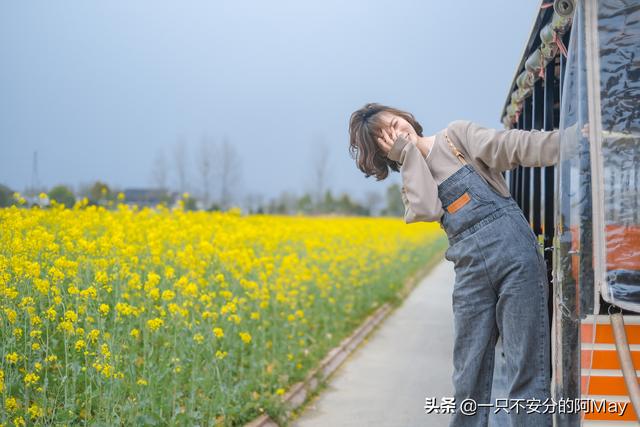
[444,130,468,165]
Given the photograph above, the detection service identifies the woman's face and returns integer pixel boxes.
[377,112,419,142]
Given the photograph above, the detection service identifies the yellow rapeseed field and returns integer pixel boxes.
[0,196,446,426]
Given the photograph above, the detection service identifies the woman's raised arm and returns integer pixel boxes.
[452,120,560,172]
[387,136,444,223]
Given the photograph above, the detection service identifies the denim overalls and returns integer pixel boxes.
[438,132,551,427]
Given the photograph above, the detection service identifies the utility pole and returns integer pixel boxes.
[29,150,41,197]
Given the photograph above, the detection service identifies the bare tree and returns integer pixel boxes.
[214,136,242,210]
[196,134,215,207]
[310,131,330,208]
[173,136,188,194]
[150,147,168,190]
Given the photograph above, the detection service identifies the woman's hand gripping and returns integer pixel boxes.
[376,126,417,157]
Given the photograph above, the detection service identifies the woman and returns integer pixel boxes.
[348,102,559,427]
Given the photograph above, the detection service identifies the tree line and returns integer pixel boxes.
[1,135,405,217]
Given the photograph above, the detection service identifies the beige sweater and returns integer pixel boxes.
[386,120,560,224]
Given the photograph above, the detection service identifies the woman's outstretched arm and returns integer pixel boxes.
[387,136,444,223]
[451,120,560,172]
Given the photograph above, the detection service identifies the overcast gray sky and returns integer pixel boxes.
[0,0,541,204]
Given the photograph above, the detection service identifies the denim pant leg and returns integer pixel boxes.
[492,214,552,427]
[446,237,499,427]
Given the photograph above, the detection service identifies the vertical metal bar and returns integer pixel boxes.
[543,58,556,256]
[532,78,544,235]
[559,45,566,117]
[523,91,533,221]
[542,55,556,385]
[510,155,517,198]
[585,0,605,316]
[516,113,524,205]
[555,25,582,427]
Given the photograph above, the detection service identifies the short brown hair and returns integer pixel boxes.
[348,102,424,180]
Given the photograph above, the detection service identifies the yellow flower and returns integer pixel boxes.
[276,388,285,395]
[5,396,19,411]
[64,310,77,323]
[137,378,148,386]
[88,329,100,343]
[212,327,224,338]
[146,318,164,332]
[23,372,39,386]
[31,343,40,351]
[161,289,175,301]
[5,352,20,364]
[184,282,198,297]
[130,328,140,338]
[239,331,252,344]
[48,266,64,283]
[94,271,108,285]
[101,364,113,378]
[101,343,111,359]
[193,333,204,344]
[215,350,227,360]
[3,287,18,300]
[99,304,110,316]
[57,320,74,335]
[4,308,17,324]
[145,272,161,288]
[27,403,44,420]
[75,339,86,351]
[34,278,50,295]
[80,286,97,299]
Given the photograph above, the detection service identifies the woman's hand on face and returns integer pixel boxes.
[377,127,414,156]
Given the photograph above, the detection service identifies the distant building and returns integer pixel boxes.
[122,188,176,207]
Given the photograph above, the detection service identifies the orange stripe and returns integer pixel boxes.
[582,375,640,396]
[581,323,640,345]
[604,224,640,270]
[581,349,640,370]
[567,224,640,270]
[582,400,637,421]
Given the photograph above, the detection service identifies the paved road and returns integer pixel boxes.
[291,258,510,427]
